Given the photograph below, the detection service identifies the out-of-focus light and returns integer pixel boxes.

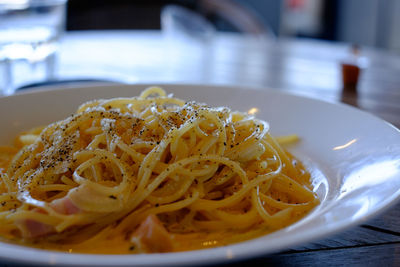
[333,139,357,150]
[0,0,28,5]
[247,107,259,115]
[226,249,234,259]
[202,240,218,247]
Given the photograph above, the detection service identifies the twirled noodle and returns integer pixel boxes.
[0,87,319,253]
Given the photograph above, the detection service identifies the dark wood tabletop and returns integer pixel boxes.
[14,30,400,266]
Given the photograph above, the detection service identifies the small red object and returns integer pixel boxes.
[341,63,360,88]
[341,45,363,90]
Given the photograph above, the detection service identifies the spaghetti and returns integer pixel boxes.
[0,87,318,253]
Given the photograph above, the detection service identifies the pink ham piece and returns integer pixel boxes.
[19,219,55,238]
[131,214,174,253]
[17,197,80,238]
[50,196,80,215]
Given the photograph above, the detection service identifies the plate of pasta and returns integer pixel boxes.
[0,84,399,266]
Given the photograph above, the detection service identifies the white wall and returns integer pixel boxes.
[388,0,400,52]
[336,0,399,52]
[336,0,379,47]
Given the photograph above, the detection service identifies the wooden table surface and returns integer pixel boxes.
[14,30,400,266]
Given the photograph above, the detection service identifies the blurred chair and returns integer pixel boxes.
[161,5,216,42]
[199,0,273,38]
[68,0,273,39]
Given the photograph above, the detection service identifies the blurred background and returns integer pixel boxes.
[66,0,400,53]
[1,0,399,129]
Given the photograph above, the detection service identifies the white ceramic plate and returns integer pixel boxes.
[0,84,400,266]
